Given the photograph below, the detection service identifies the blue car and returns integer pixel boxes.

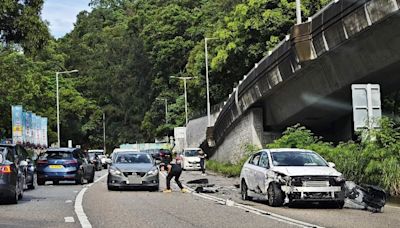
[36,148,95,185]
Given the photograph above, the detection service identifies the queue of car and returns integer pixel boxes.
[0,144,110,204]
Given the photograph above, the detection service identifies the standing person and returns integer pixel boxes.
[163,158,189,193]
[198,149,207,176]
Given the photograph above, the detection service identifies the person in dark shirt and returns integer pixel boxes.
[198,149,207,176]
[163,158,189,193]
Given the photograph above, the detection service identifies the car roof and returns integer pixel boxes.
[113,148,140,153]
[88,149,104,153]
[184,148,201,150]
[262,148,313,153]
[114,151,150,155]
[46,147,78,153]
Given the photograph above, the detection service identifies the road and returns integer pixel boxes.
[1,169,399,228]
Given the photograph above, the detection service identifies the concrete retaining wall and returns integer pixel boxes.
[212,108,264,163]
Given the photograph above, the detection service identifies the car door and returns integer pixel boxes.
[246,153,261,191]
[255,152,271,194]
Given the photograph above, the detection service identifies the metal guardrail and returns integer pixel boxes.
[212,0,400,145]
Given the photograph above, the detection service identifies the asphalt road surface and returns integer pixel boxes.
[1,169,399,228]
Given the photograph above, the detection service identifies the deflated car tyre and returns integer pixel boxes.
[268,183,284,207]
[241,181,252,201]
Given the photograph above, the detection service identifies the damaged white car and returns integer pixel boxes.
[240,148,345,208]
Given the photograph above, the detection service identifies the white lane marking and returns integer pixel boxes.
[65,200,73,203]
[74,173,108,228]
[73,190,79,193]
[64,217,75,223]
[160,172,322,228]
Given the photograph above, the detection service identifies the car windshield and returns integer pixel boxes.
[271,151,328,167]
[42,151,72,160]
[88,153,96,159]
[115,153,152,164]
[184,150,198,157]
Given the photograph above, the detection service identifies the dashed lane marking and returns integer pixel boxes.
[64,217,75,223]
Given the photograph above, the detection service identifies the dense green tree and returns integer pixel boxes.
[0,0,49,54]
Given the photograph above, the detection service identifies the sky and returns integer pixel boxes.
[41,0,92,38]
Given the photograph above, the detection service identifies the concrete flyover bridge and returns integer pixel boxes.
[186,0,400,162]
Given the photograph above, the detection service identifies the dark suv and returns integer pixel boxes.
[0,144,27,204]
[36,148,95,185]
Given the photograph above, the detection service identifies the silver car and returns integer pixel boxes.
[107,152,159,191]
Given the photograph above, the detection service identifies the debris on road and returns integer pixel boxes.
[186,178,220,193]
[344,181,387,212]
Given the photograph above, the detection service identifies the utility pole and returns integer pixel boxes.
[205,37,218,126]
[56,69,78,147]
[296,0,302,24]
[103,112,106,153]
[170,76,193,126]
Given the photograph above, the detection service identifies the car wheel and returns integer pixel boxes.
[107,185,115,191]
[268,183,284,207]
[9,190,18,204]
[37,179,45,186]
[75,170,84,185]
[337,200,345,209]
[53,180,59,185]
[88,172,95,183]
[150,185,159,192]
[28,174,36,189]
[241,180,252,201]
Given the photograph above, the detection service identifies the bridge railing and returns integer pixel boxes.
[212,0,400,145]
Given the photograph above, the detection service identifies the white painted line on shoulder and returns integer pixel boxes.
[160,172,322,227]
[65,200,73,203]
[74,173,107,228]
[64,217,75,223]
[73,190,79,193]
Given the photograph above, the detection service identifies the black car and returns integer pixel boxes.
[88,152,102,171]
[0,144,26,204]
[36,148,95,185]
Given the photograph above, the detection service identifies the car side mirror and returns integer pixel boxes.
[19,160,28,166]
[328,162,336,168]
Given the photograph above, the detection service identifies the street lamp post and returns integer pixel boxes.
[156,98,168,124]
[296,0,302,24]
[204,37,218,127]
[170,76,193,126]
[103,112,106,153]
[56,69,78,147]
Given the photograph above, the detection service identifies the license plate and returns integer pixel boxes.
[49,165,63,169]
[128,175,142,184]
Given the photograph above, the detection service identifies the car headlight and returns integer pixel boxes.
[109,167,122,176]
[334,175,346,183]
[147,167,159,176]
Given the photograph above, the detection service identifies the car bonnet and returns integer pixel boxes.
[113,163,154,172]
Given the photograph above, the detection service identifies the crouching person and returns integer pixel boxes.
[163,158,189,193]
